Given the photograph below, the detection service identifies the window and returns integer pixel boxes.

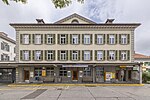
[84,35,90,44]
[35,34,41,44]
[109,35,115,44]
[96,67,104,76]
[35,51,42,60]
[23,51,29,60]
[71,19,79,24]
[72,51,78,60]
[121,35,127,44]
[60,51,67,60]
[47,35,53,44]
[1,42,9,52]
[47,50,53,60]
[60,35,66,44]
[84,51,90,60]
[72,35,78,44]
[1,54,9,61]
[97,35,103,44]
[97,51,103,60]
[35,68,42,77]
[83,67,91,76]
[23,34,29,44]
[59,68,67,76]
[109,51,115,60]
[46,67,54,76]
[121,51,127,60]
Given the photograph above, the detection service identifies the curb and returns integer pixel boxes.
[8,84,144,87]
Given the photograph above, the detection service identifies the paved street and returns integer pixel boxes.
[0,84,150,100]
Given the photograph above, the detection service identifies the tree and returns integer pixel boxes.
[2,0,84,8]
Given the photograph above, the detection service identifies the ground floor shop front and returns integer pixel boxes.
[16,63,142,84]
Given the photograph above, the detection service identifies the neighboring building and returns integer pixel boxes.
[134,53,150,71]
[0,32,16,83]
[10,13,142,83]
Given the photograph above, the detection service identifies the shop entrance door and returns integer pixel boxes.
[72,71,78,80]
[24,70,29,80]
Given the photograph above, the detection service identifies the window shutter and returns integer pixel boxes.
[45,34,47,44]
[127,50,130,60]
[119,34,121,44]
[32,50,35,60]
[107,34,109,44]
[115,50,118,60]
[20,34,23,44]
[58,50,60,60]
[1,55,3,61]
[53,34,55,44]
[58,34,60,44]
[1,43,3,50]
[7,45,9,52]
[20,50,23,60]
[41,50,43,60]
[41,34,43,44]
[103,50,105,60]
[103,34,105,44]
[29,50,31,60]
[95,34,97,44]
[127,34,130,44]
[70,34,72,44]
[90,50,92,61]
[78,34,80,44]
[53,50,55,60]
[78,50,80,61]
[115,34,118,44]
[90,34,92,44]
[95,50,97,60]
[70,50,72,60]
[82,50,84,60]
[32,34,35,44]
[66,34,68,44]
[66,50,68,60]
[82,34,84,44]
[107,51,109,60]
[119,51,121,60]
[45,50,47,60]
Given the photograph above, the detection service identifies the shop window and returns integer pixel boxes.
[83,67,91,76]
[96,67,104,76]
[59,68,67,76]
[46,67,54,76]
[35,68,42,77]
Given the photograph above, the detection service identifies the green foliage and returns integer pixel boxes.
[142,72,150,83]
[2,0,84,8]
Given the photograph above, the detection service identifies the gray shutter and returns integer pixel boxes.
[7,45,9,51]
[20,34,23,44]
[41,34,43,44]
[95,50,97,60]
[119,51,121,60]
[95,34,97,44]
[78,34,80,44]
[78,50,80,61]
[103,34,105,44]
[107,51,109,60]
[90,50,92,60]
[119,34,121,44]
[82,50,84,60]
[107,34,109,44]
[53,50,55,60]
[115,34,117,44]
[127,34,130,44]
[103,50,105,60]
[32,34,35,44]
[32,50,35,60]
[41,50,43,60]
[20,50,23,60]
[45,34,47,44]
[29,34,31,44]
[128,50,130,60]
[53,34,55,44]
[45,50,47,60]
[90,34,92,44]
[1,55,3,61]
[70,34,72,44]
[58,50,60,60]
[66,50,68,60]
[70,50,72,60]
[58,34,60,44]
[29,50,31,60]
[66,34,68,44]
[1,43,4,50]
[82,34,84,44]
[115,50,118,60]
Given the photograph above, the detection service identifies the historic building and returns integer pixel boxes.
[10,13,142,83]
[0,32,16,83]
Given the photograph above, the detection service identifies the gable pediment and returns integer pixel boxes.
[54,13,96,24]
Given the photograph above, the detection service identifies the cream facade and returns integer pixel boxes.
[10,13,142,83]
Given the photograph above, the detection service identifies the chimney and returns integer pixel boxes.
[36,19,45,24]
[105,19,115,24]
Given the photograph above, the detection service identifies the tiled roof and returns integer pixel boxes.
[134,53,150,59]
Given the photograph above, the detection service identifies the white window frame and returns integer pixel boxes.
[97,51,103,60]
[23,51,29,60]
[47,51,53,60]
[60,35,66,44]
[109,35,115,44]
[72,51,78,60]
[35,51,41,60]
[72,35,78,44]
[84,35,90,44]
[121,35,127,44]
[83,67,91,76]
[109,51,115,60]
[23,34,29,44]
[97,35,103,44]
[60,51,66,60]
[121,51,127,60]
[84,51,90,60]
[35,35,41,44]
[47,35,53,44]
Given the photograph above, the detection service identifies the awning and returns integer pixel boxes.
[62,64,88,67]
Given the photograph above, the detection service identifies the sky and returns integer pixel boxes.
[0,0,150,55]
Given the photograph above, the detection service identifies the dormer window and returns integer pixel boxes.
[71,19,79,24]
